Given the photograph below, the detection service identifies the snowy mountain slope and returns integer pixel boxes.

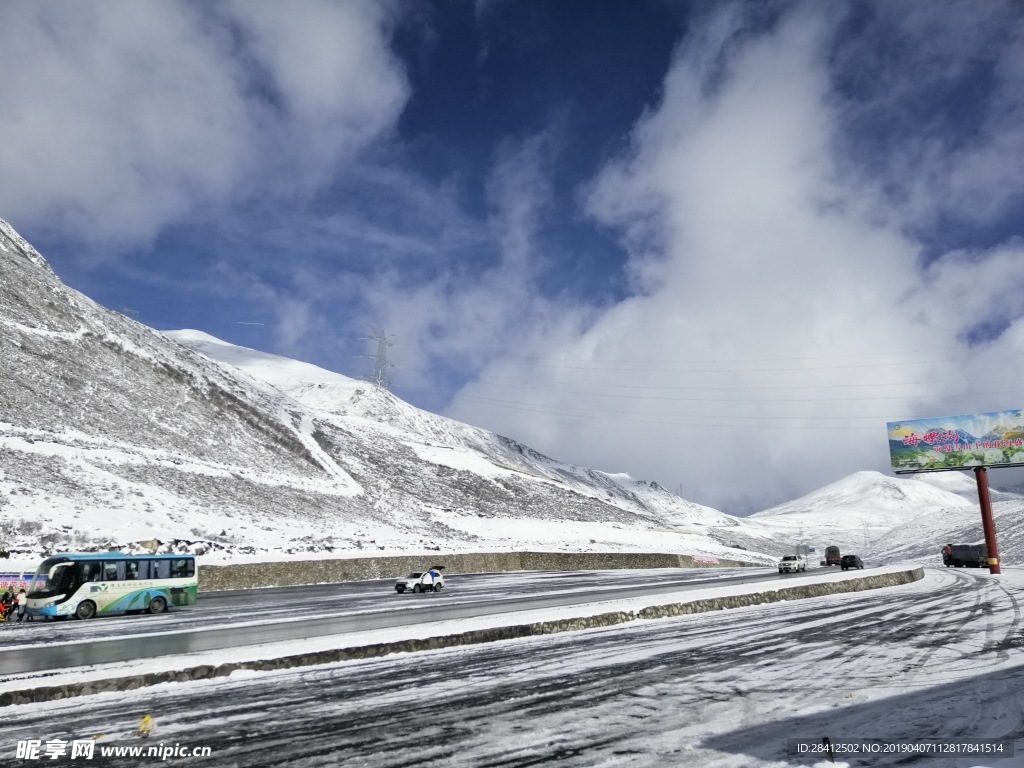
[167,329,780,559]
[17,215,1007,569]
[745,468,1024,565]
[0,219,772,564]
[0,221,368,556]
[167,331,746,528]
[862,497,1024,566]
[909,469,1024,503]
[748,470,975,553]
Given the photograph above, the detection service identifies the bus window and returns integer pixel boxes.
[103,561,121,581]
[170,559,194,578]
[125,560,149,580]
[80,561,101,582]
[152,560,171,579]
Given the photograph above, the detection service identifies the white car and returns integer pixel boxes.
[395,566,445,594]
[778,555,807,573]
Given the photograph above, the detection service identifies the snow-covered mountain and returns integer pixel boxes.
[6,216,1020,569]
[749,470,973,552]
[0,219,776,564]
[908,469,1023,503]
[750,469,1024,566]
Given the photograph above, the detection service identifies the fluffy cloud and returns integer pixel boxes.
[0,1,407,247]
[445,3,1024,511]
[358,133,577,400]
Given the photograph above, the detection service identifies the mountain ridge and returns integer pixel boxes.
[4,218,1023,569]
[0,219,775,565]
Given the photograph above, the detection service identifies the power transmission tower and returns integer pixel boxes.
[358,329,394,390]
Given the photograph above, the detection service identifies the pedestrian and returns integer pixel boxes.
[15,589,27,622]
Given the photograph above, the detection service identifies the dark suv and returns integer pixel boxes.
[840,554,864,571]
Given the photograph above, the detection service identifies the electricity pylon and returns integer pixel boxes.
[358,329,394,390]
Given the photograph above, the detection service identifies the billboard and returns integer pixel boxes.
[887,409,1024,474]
[0,574,30,591]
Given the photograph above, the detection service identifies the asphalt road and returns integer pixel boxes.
[0,566,836,675]
[1,568,1012,768]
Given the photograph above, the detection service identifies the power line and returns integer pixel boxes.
[475,375,965,392]
[495,358,952,374]
[468,380,1023,405]
[456,395,883,431]
[495,345,964,365]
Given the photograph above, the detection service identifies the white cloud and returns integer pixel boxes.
[7,0,1023,513]
[225,0,407,183]
[830,0,1024,228]
[358,133,576,396]
[0,1,407,247]
[444,4,1024,512]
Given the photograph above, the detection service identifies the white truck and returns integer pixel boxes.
[778,554,807,573]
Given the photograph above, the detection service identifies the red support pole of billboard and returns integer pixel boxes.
[974,467,1001,575]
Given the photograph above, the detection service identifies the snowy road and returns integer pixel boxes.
[0,566,821,674]
[5,567,1022,767]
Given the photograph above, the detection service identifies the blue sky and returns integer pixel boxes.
[3,0,1024,512]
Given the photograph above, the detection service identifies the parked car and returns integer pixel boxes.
[395,566,445,594]
[840,554,864,570]
[778,555,807,573]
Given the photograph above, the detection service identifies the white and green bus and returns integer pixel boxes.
[26,552,198,620]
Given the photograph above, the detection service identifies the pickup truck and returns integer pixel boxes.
[778,555,807,573]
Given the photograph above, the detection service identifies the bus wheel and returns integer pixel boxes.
[148,596,167,614]
[75,601,97,620]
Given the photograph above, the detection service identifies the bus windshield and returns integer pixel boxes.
[28,558,74,596]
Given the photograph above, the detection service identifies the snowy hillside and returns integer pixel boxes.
[10,215,1015,571]
[910,468,1023,503]
[862,472,1024,566]
[0,219,774,565]
[749,471,974,552]
[863,497,1024,566]
[166,329,780,559]
[168,331,739,530]
[750,469,1024,566]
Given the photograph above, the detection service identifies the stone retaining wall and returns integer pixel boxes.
[0,567,923,706]
[198,551,756,591]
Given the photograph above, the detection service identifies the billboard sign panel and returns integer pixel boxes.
[887,409,1024,473]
